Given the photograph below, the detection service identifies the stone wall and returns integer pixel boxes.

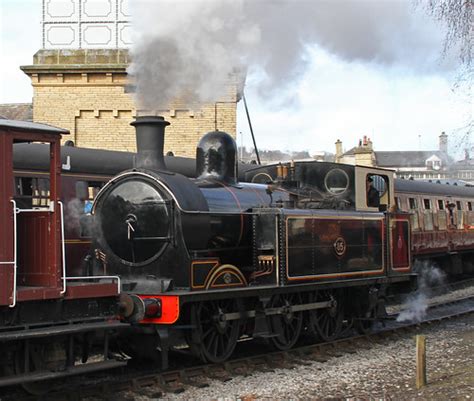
[21,49,239,157]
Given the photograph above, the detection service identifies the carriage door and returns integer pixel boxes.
[388,213,411,275]
[13,135,62,304]
[16,175,60,289]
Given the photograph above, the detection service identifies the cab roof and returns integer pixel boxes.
[0,119,69,135]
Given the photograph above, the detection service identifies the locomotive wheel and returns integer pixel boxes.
[307,290,343,342]
[190,299,240,363]
[267,293,303,351]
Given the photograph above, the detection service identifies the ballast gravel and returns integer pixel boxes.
[116,313,474,400]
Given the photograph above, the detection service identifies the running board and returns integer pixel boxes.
[0,321,127,342]
[0,359,126,387]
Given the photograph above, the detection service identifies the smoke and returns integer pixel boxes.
[397,260,447,322]
[129,0,450,110]
[66,198,94,236]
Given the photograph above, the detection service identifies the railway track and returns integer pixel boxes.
[2,293,473,401]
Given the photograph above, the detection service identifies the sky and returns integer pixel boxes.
[0,0,472,160]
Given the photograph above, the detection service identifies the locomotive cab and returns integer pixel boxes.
[354,165,395,212]
[245,159,396,213]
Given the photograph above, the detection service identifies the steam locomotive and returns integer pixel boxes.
[4,115,471,390]
[92,116,415,366]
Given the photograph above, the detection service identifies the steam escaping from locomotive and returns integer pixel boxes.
[129,0,449,109]
[396,261,446,322]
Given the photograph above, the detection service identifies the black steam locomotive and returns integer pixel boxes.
[92,116,415,366]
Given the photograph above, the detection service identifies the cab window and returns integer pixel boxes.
[366,174,388,209]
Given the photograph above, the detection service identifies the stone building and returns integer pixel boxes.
[16,0,241,157]
[452,154,474,185]
[335,133,461,181]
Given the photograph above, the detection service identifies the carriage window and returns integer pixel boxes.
[438,200,445,210]
[423,199,432,210]
[468,202,473,211]
[456,201,462,210]
[14,177,50,208]
[409,198,417,209]
[75,180,105,215]
[395,197,402,210]
[87,181,104,200]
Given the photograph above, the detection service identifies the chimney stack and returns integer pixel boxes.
[131,116,170,171]
[335,139,343,162]
[439,132,448,154]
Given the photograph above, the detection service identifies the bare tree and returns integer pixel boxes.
[420,0,472,67]
[417,0,473,156]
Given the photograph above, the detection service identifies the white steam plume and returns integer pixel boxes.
[129,0,450,110]
[397,261,447,322]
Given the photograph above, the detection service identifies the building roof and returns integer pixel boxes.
[375,150,450,168]
[0,103,33,121]
[395,178,474,196]
[341,147,357,156]
[454,157,474,167]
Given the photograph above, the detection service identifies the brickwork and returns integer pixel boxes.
[21,49,239,157]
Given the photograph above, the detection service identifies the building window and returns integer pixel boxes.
[456,201,462,210]
[409,198,417,209]
[468,202,473,211]
[438,200,445,210]
[423,198,431,210]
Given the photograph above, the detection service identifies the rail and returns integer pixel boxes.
[4,294,472,400]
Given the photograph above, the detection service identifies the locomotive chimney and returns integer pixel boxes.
[131,116,170,170]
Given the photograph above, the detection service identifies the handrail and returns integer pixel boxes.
[10,200,18,308]
[13,208,49,212]
[58,201,67,295]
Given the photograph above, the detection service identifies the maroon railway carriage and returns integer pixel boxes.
[394,179,474,274]
[0,120,125,391]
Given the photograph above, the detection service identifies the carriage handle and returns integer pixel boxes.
[58,201,67,294]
